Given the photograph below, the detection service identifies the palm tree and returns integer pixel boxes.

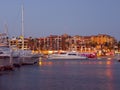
[28,37,34,50]
[117,41,120,51]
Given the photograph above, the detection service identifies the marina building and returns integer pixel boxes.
[9,34,117,55]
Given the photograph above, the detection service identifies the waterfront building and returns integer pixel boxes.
[9,34,117,55]
[91,34,116,45]
[10,37,29,50]
[90,34,117,55]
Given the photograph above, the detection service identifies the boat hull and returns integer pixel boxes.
[48,55,87,60]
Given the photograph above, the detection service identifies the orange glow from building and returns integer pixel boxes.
[39,61,42,66]
[106,61,111,65]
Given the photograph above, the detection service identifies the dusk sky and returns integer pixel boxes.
[0,0,120,40]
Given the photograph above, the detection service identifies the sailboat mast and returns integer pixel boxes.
[21,5,24,50]
[4,23,9,45]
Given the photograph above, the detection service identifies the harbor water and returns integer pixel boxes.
[0,58,120,90]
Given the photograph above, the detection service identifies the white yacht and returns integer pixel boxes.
[0,45,20,67]
[19,49,40,59]
[48,51,88,60]
[0,45,19,59]
[114,52,120,61]
[0,45,11,59]
[17,49,40,65]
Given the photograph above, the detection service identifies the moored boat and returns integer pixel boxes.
[16,49,40,65]
[47,51,88,60]
[114,52,120,62]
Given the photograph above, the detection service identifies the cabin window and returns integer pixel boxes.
[60,52,66,54]
[68,53,77,56]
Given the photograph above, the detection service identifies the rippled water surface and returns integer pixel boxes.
[0,59,120,90]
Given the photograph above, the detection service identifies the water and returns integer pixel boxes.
[0,59,120,90]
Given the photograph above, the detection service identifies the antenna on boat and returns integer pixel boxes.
[4,23,8,37]
[21,4,24,50]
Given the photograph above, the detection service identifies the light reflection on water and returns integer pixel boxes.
[0,59,120,90]
[39,59,114,66]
